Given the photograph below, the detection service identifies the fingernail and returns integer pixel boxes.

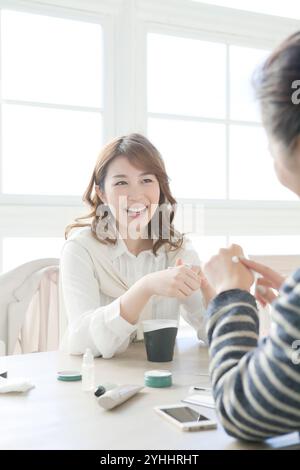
[256,285,267,295]
[232,256,240,263]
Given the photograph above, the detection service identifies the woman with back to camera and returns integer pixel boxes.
[60,133,213,359]
[201,32,300,441]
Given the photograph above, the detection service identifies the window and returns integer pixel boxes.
[0,6,106,272]
[228,236,300,255]
[148,34,226,118]
[229,125,292,200]
[3,237,64,272]
[0,0,299,274]
[188,235,227,261]
[2,104,102,195]
[0,10,103,196]
[192,0,300,20]
[229,45,267,122]
[147,33,296,202]
[148,118,226,199]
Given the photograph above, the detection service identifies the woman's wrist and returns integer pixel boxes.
[119,277,153,325]
[137,274,154,298]
[216,282,251,295]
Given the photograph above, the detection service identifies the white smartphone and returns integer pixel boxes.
[154,404,217,432]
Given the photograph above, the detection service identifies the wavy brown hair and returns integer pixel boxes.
[65,133,183,256]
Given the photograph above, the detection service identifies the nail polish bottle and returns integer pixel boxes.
[81,348,95,391]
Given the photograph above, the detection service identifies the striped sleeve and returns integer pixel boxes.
[206,269,300,441]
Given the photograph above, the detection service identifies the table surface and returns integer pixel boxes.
[0,334,296,450]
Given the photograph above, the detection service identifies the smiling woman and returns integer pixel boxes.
[65,133,182,255]
[60,133,210,359]
[94,159,160,251]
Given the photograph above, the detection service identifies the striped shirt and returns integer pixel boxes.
[206,269,300,441]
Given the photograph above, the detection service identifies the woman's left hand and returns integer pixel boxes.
[203,244,255,295]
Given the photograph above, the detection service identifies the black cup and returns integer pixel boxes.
[142,320,178,362]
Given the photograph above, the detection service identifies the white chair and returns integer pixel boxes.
[0,258,60,355]
[249,254,300,337]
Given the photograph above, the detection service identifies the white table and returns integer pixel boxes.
[0,335,296,450]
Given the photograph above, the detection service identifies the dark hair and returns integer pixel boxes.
[254,31,300,152]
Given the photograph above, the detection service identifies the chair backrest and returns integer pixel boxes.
[248,254,300,337]
[0,258,60,355]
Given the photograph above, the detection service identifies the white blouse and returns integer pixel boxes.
[59,227,207,358]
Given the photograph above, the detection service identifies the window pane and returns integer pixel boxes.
[148,33,226,118]
[229,125,296,200]
[1,10,103,107]
[188,234,227,262]
[3,237,64,273]
[229,236,300,255]
[148,117,226,198]
[2,104,102,195]
[230,46,269,122]
[192,0,300,20]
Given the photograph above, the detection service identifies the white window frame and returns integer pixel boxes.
[135,0,300,242]
[0,0,118,272]
[0,0,300,273]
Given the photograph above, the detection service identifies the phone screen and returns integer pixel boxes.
[162,406,209,423]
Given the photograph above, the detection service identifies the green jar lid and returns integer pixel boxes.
[57,370,82,382]
[144,370,172,388]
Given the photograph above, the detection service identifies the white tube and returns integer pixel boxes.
[97,384,143,410]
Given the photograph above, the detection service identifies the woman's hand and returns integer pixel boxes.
[198,275,217,307]
[143,259,200,300]
[203,244,255,295]
[238,257,286,307]
[175,258,216,307]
